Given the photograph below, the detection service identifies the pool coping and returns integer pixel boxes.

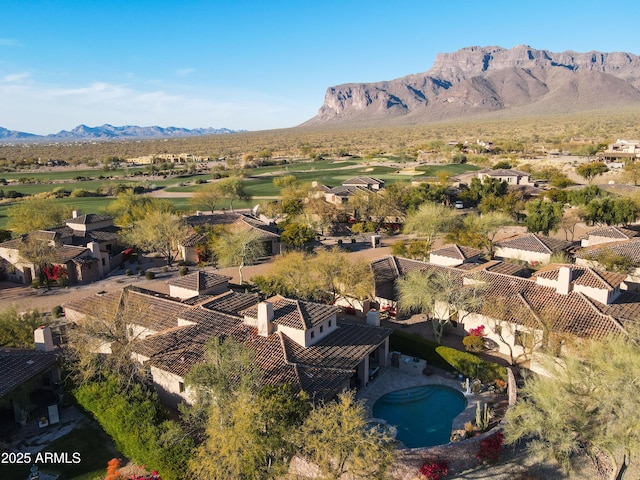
[356,356,498,436]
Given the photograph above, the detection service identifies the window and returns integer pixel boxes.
[310,330,315,339]
[179,382,185,393]
[515,330,533,349]
[320,325,324,333]
[328,320,332,327]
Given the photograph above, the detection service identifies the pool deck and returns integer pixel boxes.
[356,355,497,432]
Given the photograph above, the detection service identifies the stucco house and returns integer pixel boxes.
[64,285,391,407]
[166,271,230,300]
[180,213,281,263]
[1,327,60,425]
[477,168,534,186]
[342,176,385,190]
[494,233,572,266]
[0,234,101,285]
[575,238,640,291]
[370,255,636,374]
[596,139,640,163]
[0,211,124,285]
[429,244,483,267]
[580,225,639,247]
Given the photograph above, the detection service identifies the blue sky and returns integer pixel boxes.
[1,0,638,134]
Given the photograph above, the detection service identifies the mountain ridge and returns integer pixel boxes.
[303,45,640,127]
[0,124,243,143]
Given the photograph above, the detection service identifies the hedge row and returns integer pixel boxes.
[389,330,506,383]
[73,375,193,479]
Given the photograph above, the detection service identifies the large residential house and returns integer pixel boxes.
[575,238,640,291]
[370,256,637,374]
[319,177,385,205]
[597,139,640,163]
[477,169,534,186]
[63,285,391,407]
[0,211,124,285]
[580,226,639,247]
[1,327,60,425]
[180,212,281,263]
[494,233,572,266]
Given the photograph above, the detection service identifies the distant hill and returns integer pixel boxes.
[302,45,640,127]
[0,124,243,143]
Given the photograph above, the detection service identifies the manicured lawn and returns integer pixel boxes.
[0,167,143,181]
[415,163,480,175]
[2,422,121,480]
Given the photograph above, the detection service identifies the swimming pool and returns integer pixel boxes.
[371,385,467,448]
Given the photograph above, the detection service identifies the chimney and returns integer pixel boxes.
[72,210,79,218]
[34,326,54,352]
[556,265,573,295]
[366,309,380,327]
[257,302,274,337]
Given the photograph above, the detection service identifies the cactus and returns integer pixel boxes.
[475,401,492,431]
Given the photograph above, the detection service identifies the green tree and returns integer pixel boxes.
[106,191,174,227]
[525,199,564,235]
[582,197,640,226]
[403,202,460,251]
[212,228,265,284]
[215,176,250,211]
[123,210,189,265]
[397,269,483,343]
[18,235,58,290]
[296,390,396,480]
[185,338,310,479]
[576,162,608,183]
[447,212,511,257]
[280,221,316,248]
[0,306,46,348]
[190,182,222,213]
[622,161,640,186]
[7,198,73,234]
[504,328,640,480]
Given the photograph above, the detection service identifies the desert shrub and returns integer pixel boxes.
[161,266,169,273]
[145,271,156,280]
[419,459,449,479]
[476,432,504,464]
[462,335,484,352]
[436,345,506,383]
[51,306,63,318]
[125,269,132,276]
[73,375,194,480]
[31,279,41,289]
[178,266,189,276]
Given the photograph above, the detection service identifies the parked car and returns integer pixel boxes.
[454,200,464,209]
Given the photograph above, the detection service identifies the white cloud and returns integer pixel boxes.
[176,68,196,77]
[0,38,22,47]
[0,79,313,134]
[3,72,30,83]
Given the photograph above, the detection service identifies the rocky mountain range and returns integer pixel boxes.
[303,45,640,127]
[0,124,241,143]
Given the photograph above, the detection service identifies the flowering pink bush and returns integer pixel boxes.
[419,459,449,479]
[469,325,485,337]
[476,432,504,464]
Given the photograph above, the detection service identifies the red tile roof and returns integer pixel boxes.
[0,348,58,398]
[167,271,230,291]
[430,244,482,261]
[495,233,571,254]
[240,296,339,331]
[371,256,635,340]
